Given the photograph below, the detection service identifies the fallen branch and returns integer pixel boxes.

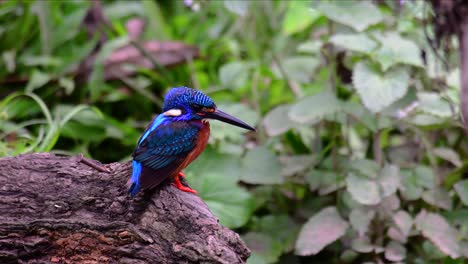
[0,153,250,263]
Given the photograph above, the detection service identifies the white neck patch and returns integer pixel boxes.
[163,109,182,117]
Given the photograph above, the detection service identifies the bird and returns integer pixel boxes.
[128,86,255,196]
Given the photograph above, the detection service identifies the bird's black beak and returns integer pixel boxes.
[204,109,256,131]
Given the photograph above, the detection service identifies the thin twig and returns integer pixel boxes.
[273,55,301,97]
[77,153,111,173]
[373,130,382,167]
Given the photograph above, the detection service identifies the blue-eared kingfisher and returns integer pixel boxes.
[129,87,255,196]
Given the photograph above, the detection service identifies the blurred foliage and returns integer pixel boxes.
[1,0,468,263]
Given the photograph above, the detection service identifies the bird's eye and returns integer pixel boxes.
[191,104,203,111]
[202,107,215,113]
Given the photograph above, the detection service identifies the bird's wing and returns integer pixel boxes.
[131,119,200,192]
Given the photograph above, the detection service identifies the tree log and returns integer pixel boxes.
[0,153,250,264]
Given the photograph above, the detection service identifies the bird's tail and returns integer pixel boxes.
[129,160,142,196]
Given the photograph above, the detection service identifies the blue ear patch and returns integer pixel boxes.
[129,160,142,196]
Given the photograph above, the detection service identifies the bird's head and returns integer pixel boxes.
[162,87,255,131]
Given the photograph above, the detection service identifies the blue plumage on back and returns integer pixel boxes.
[129,86,255,196]
[129,87,210,196]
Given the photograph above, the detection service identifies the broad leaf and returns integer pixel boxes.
[25,70,51,93]
[385,241,406,262]
[351,236,374,253]
[422,188,452,210]
[241,146,283,184]
[289,91,341,124]
[251,214,300,254]
[454,180,468,206]
[283,1,321,35]
[417,92,453,118]
[263,105,295,136]
[244,232,283,264]
[349,159,379,178]
[379,164,400,197]
[209,103,258,144]
[316,1,383,32]
[415,210,460,258]
[330,33,377,54]
[189,172,255,229]
[350,207,375,236]
[295,207,349,255]
[393,210,413,238]
[374,32,423,71]
[306,169,345,195]
[433,147,462,167]
[279,155,314,177]
[187,146,242,181]
[219,62,251,89]
[346,173,381,205]
[353,61,410,113]
[273,56,320,83]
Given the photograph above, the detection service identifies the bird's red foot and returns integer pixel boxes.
[172,173,197,194]
[178,171,185,178]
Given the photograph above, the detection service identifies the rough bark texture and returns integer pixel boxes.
[0,153,250,264]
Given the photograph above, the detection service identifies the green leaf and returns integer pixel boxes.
[219,62,251,89]
[279,155,314,177]
[454,180,468,206]
[289,91,341,124]
[209,103,258,144]
[25,70,51,93]
[351,236,374,253]
[415,210,460,259]
[273,56,320,83]
[417,92,453,118]
[283,1,321,35]
[142,0,171,39]
[447,68,460,90]
[346,173,381,205]
[399,170,423,201]
[263,105,295,136]
[349,159,379,178]
[58,77,75,95]
[329,33,377,53]
[394,210,413,236]
[422,188,453,210]
[385,241,406,262]
[414,166,436,189]
[306,169,345,195]
[244,232,282,264]
[433,147,462,167]
[49,7,87,51]
[316,1,383,32]
[251,214,300,254]
[295,206,349,256]
[189,172,255,229]
[224,0,249,16]
[89,36,128,94]
[374,32,423,71]
[297,41,323,54]
[379,164,400,197]
[409,113,449,126]
[241,146,283,184]
[353,61,410,113]
[2,50,16,72]
[187,146,242,181]
[350,207,375,236]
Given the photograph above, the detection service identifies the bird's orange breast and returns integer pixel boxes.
[175,121,210,175]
